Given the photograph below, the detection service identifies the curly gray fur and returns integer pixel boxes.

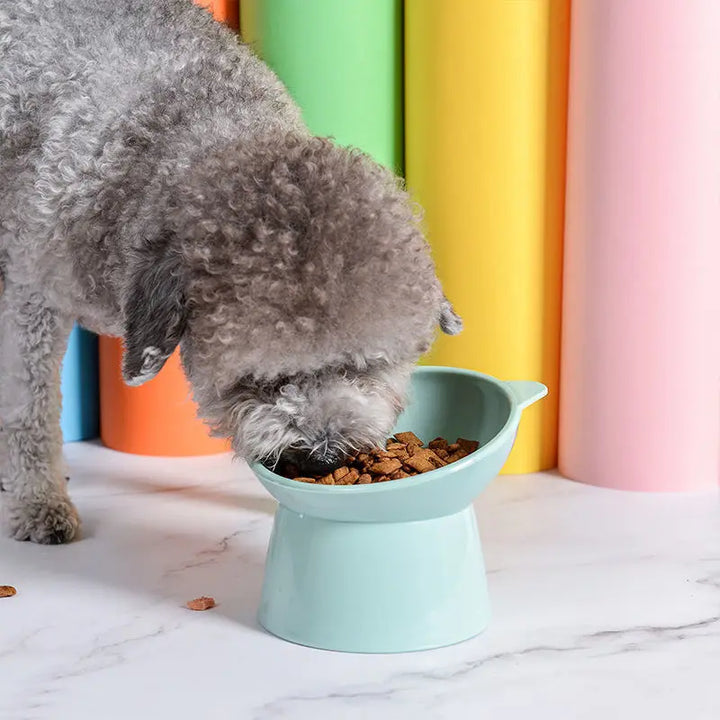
[0,0,461,543]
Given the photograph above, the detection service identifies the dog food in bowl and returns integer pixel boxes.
[282,433,480,485]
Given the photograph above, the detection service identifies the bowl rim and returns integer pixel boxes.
[249,366,527,495]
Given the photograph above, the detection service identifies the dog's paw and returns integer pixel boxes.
[3,494,80,544]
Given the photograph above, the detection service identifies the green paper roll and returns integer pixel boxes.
[241,0,403,171]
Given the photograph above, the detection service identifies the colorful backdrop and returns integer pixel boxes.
[60,0,718,490]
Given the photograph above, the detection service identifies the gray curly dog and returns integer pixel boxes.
[0,0,461,544]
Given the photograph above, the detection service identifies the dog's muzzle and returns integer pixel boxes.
[277,448,346,477]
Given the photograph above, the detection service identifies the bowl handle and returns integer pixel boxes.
[505,381,548,410]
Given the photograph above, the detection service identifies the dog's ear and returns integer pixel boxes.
[122,244,188,386]
[439,296,463,335]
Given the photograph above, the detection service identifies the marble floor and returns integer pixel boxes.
[1,442,718,720]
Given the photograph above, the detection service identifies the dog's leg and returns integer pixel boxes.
[0,287,78,544]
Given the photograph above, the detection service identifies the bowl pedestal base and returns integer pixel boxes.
[259,504,490,653]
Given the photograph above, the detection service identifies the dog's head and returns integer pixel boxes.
[121,134,461,473]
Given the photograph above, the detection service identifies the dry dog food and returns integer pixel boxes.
[186,596,216,611]
[0,586,17,598]
[285,433,480,485]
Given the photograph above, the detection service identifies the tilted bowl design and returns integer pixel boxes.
[251,367,546,652]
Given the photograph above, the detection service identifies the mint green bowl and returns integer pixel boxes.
[251,367,546,653]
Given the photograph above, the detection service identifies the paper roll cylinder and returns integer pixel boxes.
[405,0,570,473]
[240,0,403,171]
[99,337,228,456]
[559,1,720,491]
[97,0,235,457]
[60,325,99,443]
[195,0,239,30]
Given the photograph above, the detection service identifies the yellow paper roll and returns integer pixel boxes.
[405,0,570,473]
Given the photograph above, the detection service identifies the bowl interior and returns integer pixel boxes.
[394,367,512,449]
[251,368,519,522]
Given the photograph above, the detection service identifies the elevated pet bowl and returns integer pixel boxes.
[250,366,546,653]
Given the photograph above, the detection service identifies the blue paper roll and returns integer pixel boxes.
[60,325,99,442]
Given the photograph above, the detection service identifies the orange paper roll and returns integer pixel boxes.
[195,0,239,30]
[99,337,228,457]
[99,0,236,457]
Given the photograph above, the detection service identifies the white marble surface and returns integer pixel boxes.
[1,442,718,720]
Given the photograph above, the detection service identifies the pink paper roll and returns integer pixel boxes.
[560,0,720,491]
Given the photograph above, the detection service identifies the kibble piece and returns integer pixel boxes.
[372,449,397,460]
[295,476,317,483]
[389,469,411,480]
[394,431,424,447]
[336,467,360,485]
[186,596,215,611]
[457,438,480,454]
[333,466,350,482]
[407,458,436,473]
[369,458,402,475]
[357,473,373,484]
[429,437,449,450]
[404,458,433,473]
[405,448,446,473]
[0,586,16,598]
[375,475,391,482]
[425,448,447,466]
[405,443,419,456]
[446,450,469,464]
[385,443,410,461]
[435,448,449,460]
[318,474,335,485]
